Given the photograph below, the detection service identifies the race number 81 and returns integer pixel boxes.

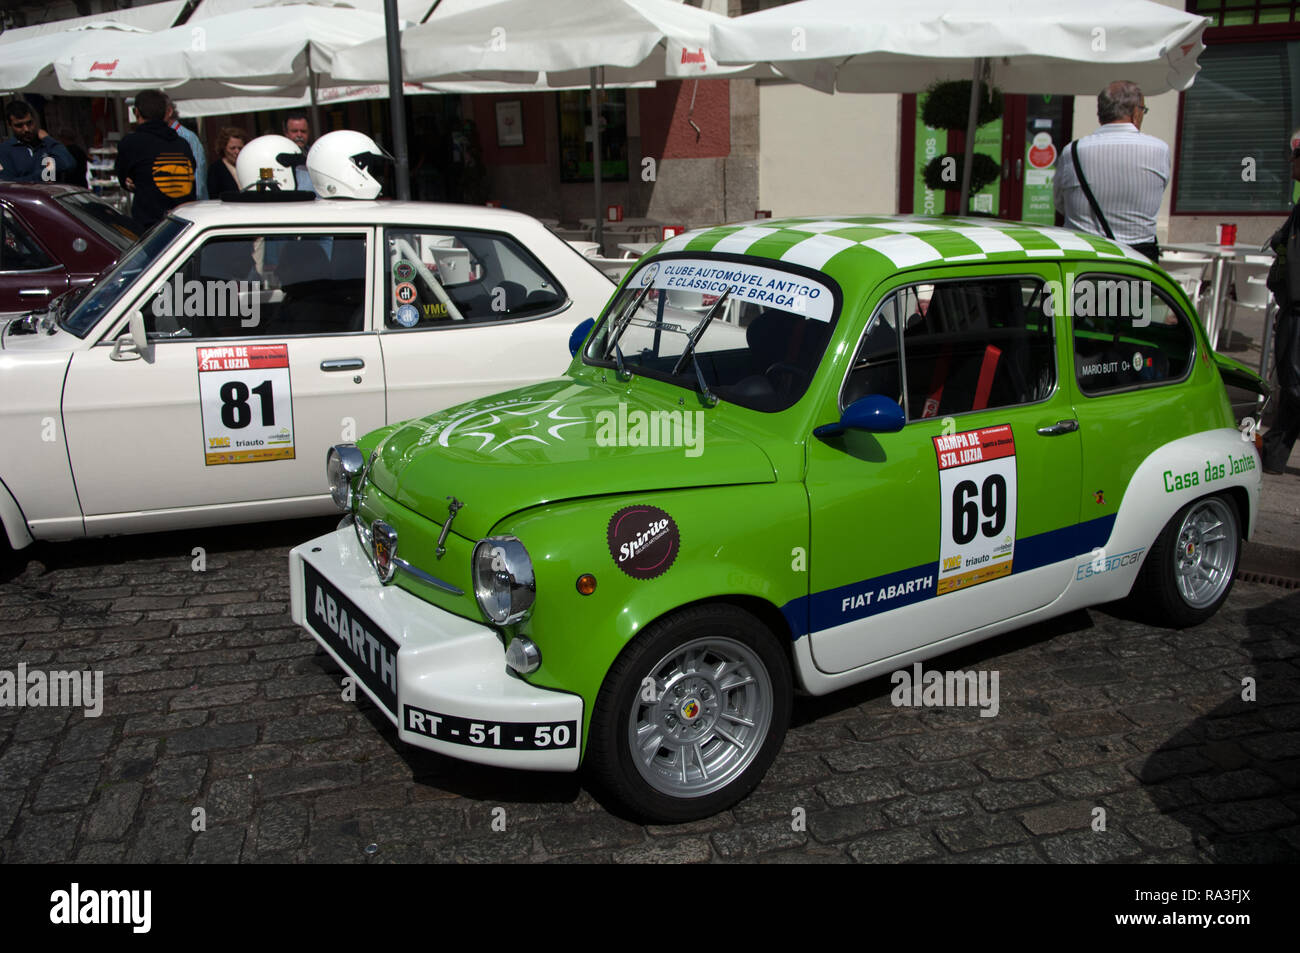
[220,380,276,429]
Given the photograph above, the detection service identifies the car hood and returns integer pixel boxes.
[369,377,776,539]
[0,317,78,352]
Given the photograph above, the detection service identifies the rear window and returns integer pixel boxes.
[54,191,140,250]
[1072,275,1194,395]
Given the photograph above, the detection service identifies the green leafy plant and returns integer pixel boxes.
[921,80,1004,130]
[923,152,1001,195]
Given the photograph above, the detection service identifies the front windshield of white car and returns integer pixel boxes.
[61,216,190,338]
[583,254,841,412]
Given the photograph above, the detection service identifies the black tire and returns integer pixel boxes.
[1130,493,1240,628]
[586,603,791,824]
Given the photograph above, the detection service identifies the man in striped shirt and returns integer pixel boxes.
[1053,81,1170,261]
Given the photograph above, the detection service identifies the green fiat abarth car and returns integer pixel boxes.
[290,215,1265,822]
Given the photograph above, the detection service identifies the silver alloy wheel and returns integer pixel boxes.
[628,636,772,799]
[1174,497,1237,609]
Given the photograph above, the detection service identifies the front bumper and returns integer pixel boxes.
[290,527,581,770]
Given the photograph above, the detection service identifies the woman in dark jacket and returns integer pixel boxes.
[207,126,248,196]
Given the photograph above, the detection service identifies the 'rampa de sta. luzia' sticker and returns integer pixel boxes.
[638,258,833,322]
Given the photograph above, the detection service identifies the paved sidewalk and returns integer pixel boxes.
[1213,294,1300,580]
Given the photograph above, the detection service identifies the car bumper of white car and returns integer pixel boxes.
[289,527,582,771]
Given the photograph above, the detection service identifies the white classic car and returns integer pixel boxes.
[0,197,613,552]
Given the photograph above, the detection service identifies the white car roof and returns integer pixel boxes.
[171,198,552,231]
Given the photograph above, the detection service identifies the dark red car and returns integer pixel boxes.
[0,183,140,318]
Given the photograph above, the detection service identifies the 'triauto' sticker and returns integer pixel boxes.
[933,424,1016,595]
[393,259,415,283]
[197,344,295,465]
[608,505,679,579]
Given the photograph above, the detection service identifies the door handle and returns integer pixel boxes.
[19,288,50,297]
[1036,419,1079,436]
[1016,158,1023,179]
[321,358,365,371]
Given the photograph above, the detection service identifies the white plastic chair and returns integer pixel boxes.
[565,240,600,258]
[586,256,636,281]
[1221,254,1276,349]
[1158,251,1213,314]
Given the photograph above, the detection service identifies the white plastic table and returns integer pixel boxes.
[1161,242,1271,349]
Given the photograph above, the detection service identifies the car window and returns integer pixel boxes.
[1072,274,1194,395]
[846,277,1056,420]
[0,206,53,272]
[384,227,565,329]
[142,233,367,339]
[53,191,140,250]
[63,216,191,338]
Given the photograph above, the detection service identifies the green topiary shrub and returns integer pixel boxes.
[921,80,1004,130]
[923,152,1001,194]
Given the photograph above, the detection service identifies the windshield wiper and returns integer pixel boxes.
[602,282,652,380]
[670,287,731,406]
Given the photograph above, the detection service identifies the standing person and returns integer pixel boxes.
[166,97,207,200]
[1262,130,1300,475]
[1053,81,1170,261]
[207,126,247,196]
[0,101,74,183]
[115,89,195,229]
[283,112,315,193]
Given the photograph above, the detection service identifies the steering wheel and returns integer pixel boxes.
[766,362,809,392]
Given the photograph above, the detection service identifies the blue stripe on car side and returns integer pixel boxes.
[782,514,1117,639]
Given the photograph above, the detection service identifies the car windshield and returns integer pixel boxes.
[61,217,189,338]
[53,191,140,251]
[583,254,840,412]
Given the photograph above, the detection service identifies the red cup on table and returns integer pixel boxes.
[1216,223,1237,246]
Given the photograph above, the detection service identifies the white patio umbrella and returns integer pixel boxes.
[0,22,154,96]
[331,0,762,240]
[52,2,532,112]
[709,0,1208,212]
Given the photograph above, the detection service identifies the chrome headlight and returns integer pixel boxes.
[472,535,535,625]
[326,444,365,511]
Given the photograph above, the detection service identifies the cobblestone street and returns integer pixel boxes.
[1,517,1297,864]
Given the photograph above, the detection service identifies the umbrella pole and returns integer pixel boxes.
[592,68,603,250]
[384,0,412,200]
[958,57,985,216]
[308,62,323,145]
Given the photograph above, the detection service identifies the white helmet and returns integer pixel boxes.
[307,130,389,199]
[234,134,305,191]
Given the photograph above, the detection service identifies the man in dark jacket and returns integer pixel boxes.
[115,89,195,229]
[0,101,75,183]
[1262,129,1300,475]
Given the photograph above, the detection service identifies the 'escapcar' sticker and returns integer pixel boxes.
[608,505,680,579]
[933,424,1017,594]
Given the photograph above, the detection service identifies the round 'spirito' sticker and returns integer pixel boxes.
[394,260,415,282]
[394,282,417,305]
[608,505,679,580]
